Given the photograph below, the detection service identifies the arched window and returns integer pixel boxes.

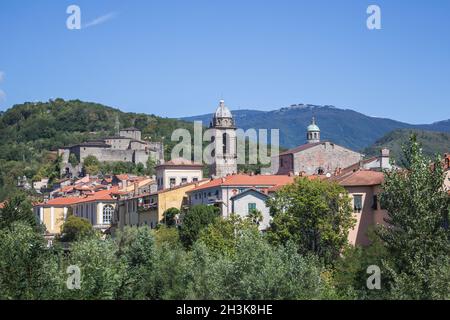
[103,205,114,224]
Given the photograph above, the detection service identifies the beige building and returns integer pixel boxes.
[33,187,120,236]
[155,158,203,190]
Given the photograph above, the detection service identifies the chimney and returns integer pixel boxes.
[380,148,390,170]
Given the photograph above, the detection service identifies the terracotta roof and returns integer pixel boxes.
[189,174,295,192]
[115,174,129,181]
[332,170,384,187]
[279,141,325,156]
[36,187,119,206]
[156,158,203,167]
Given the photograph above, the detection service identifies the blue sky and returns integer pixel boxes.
[0,0,449,123]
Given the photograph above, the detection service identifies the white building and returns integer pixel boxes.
[155,158,203,190]
[187,174,294,230]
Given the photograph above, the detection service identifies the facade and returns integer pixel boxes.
[187,174,294,225]
[230,188,271,230]
[209,100,238,178]
[113,180,208,230]
[331,169,387,246]
[272,117,362,176]
[58,127,164,177]
[33,187,120,236]
[155,158,203,190]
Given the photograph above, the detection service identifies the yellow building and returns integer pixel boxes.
[114,180,208,230]
[33,187,119,236]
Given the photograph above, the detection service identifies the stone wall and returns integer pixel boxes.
[293,142,361,175]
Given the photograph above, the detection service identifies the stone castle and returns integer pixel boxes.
[59,127,164,177]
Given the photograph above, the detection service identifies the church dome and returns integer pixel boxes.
[307,117,320,132]
[215,100,232,118]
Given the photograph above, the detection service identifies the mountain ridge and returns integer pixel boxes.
[181,104,450,151]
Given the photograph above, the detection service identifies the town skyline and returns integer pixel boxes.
[1,0,450,123]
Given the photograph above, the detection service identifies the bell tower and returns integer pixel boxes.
[209,100,237,178]
[307,116,321,144]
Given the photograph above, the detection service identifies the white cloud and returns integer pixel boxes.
[84,12,117,28]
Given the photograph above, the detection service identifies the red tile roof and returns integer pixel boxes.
[36,187,119,206]
[332,170,384,187]
[189,174,295,192]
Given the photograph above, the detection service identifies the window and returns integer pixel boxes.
[169,178,176,187]
[181,177,188,184]
[193,177,198,182]
[372,195,378,210]
[222,133,228,155]
[353,195,363,213]
[248,203,257,213]
[280,158,284,168]
[103,205,114,224]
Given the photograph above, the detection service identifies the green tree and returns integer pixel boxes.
[60,213,94,242]
[267,177,355,264]
[83,155,100,175]
[247,208,263,225]
[187,232,337,299]
[198,213,259,257]
[378,134,450,299]
[69,153,79,167]
[0,192,39,231]
[154,224,181,248]
[0,223,62,299]
[63,238,126,300]
[161,207,180,227]
[179,205,220,248]
[333,229,389,299]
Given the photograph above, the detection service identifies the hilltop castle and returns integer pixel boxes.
[58,127,164,177]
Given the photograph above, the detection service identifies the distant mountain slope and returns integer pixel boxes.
[363,129,450,164]
[181,104,450,151]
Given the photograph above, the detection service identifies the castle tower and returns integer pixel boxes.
[209,100,237,178]
[307,116,320,143]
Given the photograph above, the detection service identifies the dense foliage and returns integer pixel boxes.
[0,99,195,200]
[363,128,450,165]
[267,177,355,265]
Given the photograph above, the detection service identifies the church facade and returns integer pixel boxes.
[272,117,363,176]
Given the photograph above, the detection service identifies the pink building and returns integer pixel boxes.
[332,169,387,246]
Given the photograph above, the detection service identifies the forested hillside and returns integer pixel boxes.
[0,99,194,200]
[363,129,450,164]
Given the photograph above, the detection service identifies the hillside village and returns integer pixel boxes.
[15,100,449,248]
